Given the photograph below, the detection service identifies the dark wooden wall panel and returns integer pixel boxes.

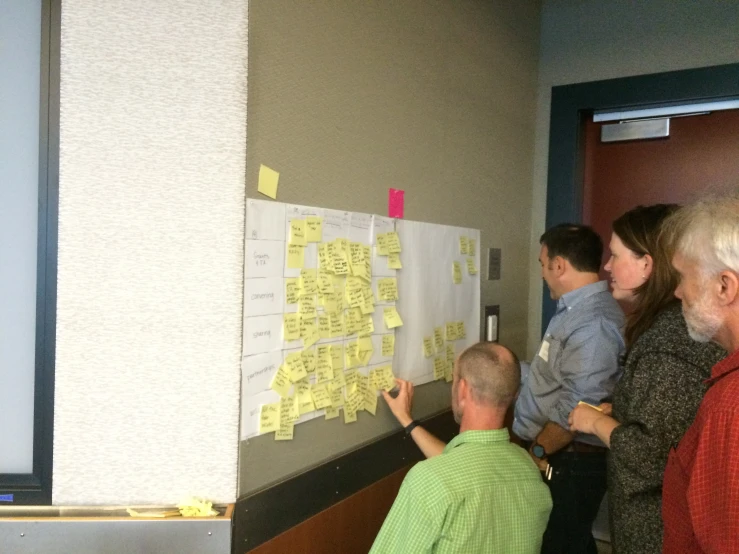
[245,466,411,554]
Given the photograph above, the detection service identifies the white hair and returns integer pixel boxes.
[672,191,739,277]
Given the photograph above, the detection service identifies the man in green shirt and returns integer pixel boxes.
[370,342,552,554]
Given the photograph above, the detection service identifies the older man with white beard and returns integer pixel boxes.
[661,193,739,554]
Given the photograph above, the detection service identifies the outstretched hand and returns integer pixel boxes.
[382,378,414,427]
[568,403,605,435]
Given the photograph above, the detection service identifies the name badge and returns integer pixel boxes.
[538,340,550,362]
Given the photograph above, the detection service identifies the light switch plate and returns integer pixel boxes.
[487,248,501,281]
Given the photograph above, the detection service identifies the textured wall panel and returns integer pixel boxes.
[54,0,247,504]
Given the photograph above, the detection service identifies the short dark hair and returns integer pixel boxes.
[539,224,603,273]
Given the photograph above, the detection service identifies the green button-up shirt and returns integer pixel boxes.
[369,429,552,554]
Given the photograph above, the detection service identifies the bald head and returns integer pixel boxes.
[456,342,521,409]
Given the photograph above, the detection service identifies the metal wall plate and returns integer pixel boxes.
[600,118,670,142]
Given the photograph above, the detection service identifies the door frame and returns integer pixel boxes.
[542,62,739,331]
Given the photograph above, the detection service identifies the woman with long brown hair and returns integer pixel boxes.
[568,204,724,553]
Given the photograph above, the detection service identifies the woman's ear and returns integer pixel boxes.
[643,254,654,280]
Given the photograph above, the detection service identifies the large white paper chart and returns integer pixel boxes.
[394,220,480,385]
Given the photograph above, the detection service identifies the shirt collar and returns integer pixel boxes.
[444,428,510,452]
[557,280,609,312]
[708,347,739,383]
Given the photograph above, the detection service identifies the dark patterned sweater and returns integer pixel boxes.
[608,302,725,554]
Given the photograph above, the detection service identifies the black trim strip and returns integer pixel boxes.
[233,411,458,553]
[543,63,739,332]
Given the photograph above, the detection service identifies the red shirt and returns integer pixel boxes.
[663,347,739,553]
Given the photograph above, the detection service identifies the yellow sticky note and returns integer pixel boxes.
[257,164,279,199]
[289,219,307,246]
[376,233,389,256]
[287,245,305,269]
[325,406,340,420]
[306,216,323,242]
[302,349,316,374]
[434,327,444,350]
[296,381,315,414]
[345,341,360,369]
[311,383,332,409]
[452,262,463,284]
[578,401,604,412]
[280,395,299,426]
[285,352,307,382]
[316,353,333,383]
[285,278,301,304]
[466,258,478,275]
[359,315,374,337]
[275,425,294,441]
[299,269,318,295]
[343,406,357,424]
[388,252,402,269]
[423,337,434,358]
[446,322,458,341]
[468,238,476,255]
[318,243,332,272]
[446,344,456,365]
[298,295,317,318]
[358,336,373,352]
[378,278,398,301]
[383,307,404,329]
[433,357,446,380]
[365,389,378,415]
[456,321,466,339]
[385,232,401,253]
[270,364,291,398]
[330,344,345,371]
[382,334,395,357]
[318,314,331,338]
[459,236,469,255]
[259,402,281,433]
[330,381,345,406]
[317,272,333,294]
[444,361,453,383]
[381,366,396,391]
[283,313,301,342]
[301,321,320,348]
[329,313,345,338]
[344,370,358,395]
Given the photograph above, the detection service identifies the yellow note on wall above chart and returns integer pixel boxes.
[383,307,404,329]
[446,344,456,365]
[385,232,402,253]
[434,327,444,351]
[452,262,463,284]
[456,321,466,339]
[382,334,395,356]
[468,238,476,255]
[446,322,458,341]
[388,253,402,269]
[306,216,323,242]
[466,258,478,275]
[257,164,279,199]
[259,403,281,434]
[289,219,307,246]
[459,236,469,255]
[423,337,434,358]
[287,245,305,269]
[445,361,454,383]
[283,313,301,341]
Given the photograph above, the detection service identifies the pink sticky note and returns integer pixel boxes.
[388,188,405,218]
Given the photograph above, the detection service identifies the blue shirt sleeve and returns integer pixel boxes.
[549,317,623,429]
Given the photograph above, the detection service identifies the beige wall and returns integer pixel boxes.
[527,0,739,356]
[241,0,542,494]
[54,1,247,504]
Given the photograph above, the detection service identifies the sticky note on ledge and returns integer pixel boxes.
[325,406,340,420]
[275,425,294,441]
[459,236,468,255]
[306,216,323,242]
[383,307,404,329]
[452,262,463,284]
[257,164,280,199]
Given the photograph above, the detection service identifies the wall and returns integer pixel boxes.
[53,0,247,504]
[527,0,739,356]
[241,0,541,495]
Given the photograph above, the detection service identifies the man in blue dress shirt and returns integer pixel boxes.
[513,224,625,554]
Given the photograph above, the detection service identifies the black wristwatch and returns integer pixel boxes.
[532,442,547,459]
[404,420,421,435]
